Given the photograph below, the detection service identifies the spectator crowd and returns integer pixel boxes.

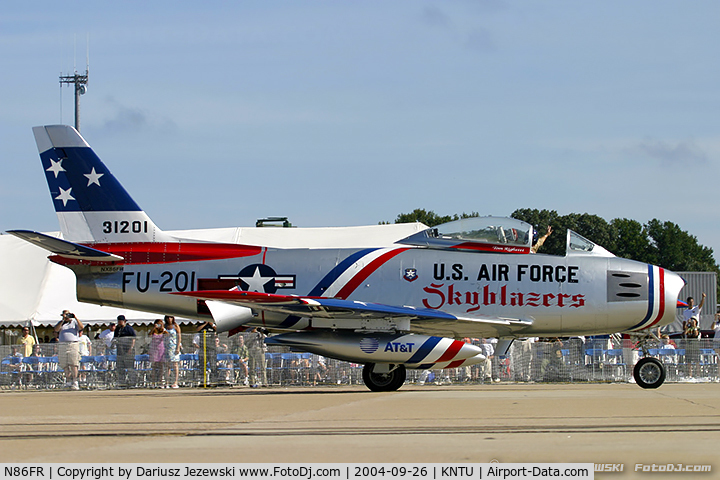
[2,306,720,390]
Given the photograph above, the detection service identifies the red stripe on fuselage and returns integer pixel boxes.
[335,248,409,299]
[50,242,262,266]
[435,340,464,363]
[446,359,465,369]
[647,268,666,328]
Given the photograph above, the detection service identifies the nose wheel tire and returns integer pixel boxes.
[633,357,666,389]
[362,363,407,392]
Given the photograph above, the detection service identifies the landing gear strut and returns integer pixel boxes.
[362,363,406,392]
[631,331,666,389]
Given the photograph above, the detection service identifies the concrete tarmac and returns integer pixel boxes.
[1,383,718,474]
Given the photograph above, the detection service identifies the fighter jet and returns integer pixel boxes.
[9,125,684,391]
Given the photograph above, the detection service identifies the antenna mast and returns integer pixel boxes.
[59,36,89,132]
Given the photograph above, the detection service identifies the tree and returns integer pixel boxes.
[611,218,656,265]
[646,219,718,272]
[509,209,719,274]
[563,213,616,253]
[393,208,719,275]
[393,209,478,227]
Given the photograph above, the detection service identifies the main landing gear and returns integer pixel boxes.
[632,332,666,389]
[362,363,406,392]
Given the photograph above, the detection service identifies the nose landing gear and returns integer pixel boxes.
[634,357,665,389]
[631,331,666,389]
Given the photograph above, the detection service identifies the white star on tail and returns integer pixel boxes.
[46,159,65,178]
[55,187,75,207]
[239,267,274,293]
[84,167,104,187]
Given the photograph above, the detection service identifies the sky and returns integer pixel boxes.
[2,1,720,259]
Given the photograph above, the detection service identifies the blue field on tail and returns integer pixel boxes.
[41,146,141,212]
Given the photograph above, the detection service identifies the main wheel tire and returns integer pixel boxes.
[362,363,407,392]
[634,357,666,389]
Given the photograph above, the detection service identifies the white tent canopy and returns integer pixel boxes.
[0,233,158,327]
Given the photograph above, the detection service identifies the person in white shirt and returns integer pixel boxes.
[78,329,92,384]
[683,294,705,378]
[54,310,84,390]
[479,338,495,382]
[98,323,116,354]
[78,329,92,357]
[683,294,706,336]
[659,335,677,365]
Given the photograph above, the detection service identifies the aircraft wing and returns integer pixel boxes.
[176,289,533,336]
[6,230,124,262]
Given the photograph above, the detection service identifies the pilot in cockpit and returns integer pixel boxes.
[531,225,553,253]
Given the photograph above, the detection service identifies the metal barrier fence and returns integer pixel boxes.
[1,335,718,390]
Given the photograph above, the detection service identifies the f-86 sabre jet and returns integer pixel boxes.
[9,125,684,391]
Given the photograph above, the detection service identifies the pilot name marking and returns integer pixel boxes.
[433,263,579,283]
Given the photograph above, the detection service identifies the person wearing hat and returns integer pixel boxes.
[54,310,83,390]
[113,315,136,387]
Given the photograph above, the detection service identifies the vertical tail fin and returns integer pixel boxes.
[33,125,174,243]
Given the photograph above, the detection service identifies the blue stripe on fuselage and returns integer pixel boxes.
[629,264,654,331]
[278,315,302,328]
[406,336,442,364]
[307,248,378,296]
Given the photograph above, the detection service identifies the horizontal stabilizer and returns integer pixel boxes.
[6,230,124,262]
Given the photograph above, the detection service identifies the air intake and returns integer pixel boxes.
[607,271,648,302]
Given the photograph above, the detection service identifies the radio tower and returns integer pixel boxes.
[59,38,89,132]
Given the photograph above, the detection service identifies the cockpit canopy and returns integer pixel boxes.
[398,215,614,257]
[399,216,533,253]
[435,216,532,248]
[566,230,614,257]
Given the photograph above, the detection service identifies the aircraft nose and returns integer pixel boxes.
[623,264,686,331]
[664,269,685,309]
[655,268,685,328]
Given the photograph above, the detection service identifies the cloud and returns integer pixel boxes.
[104,105,146,132]
[464,28,496,53]
[631,138,708,166]
[100,96,177,134]
[421,6,452,29]
[420,6,496,53]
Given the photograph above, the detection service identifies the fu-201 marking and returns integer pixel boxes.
[122,271,196,293]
